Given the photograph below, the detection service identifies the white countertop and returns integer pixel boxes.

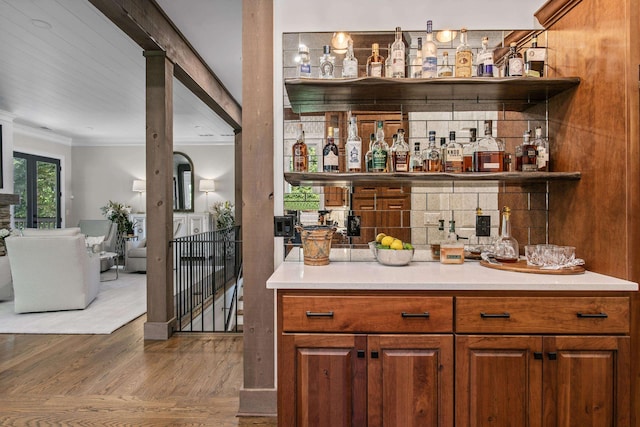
[267,260,638,292]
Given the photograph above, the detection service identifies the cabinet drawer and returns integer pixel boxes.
[455,297,629,334]
[282,296,453,333]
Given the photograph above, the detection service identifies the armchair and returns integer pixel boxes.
[6,228,100,313]
[79,219,118,271]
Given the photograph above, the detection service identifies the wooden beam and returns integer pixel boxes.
[238,0,276,417]
[89,0,241,130]
[143,51,176,340]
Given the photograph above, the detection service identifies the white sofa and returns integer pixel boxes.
[5,227,100,313]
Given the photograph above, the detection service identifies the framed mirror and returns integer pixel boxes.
[173,152,194,212]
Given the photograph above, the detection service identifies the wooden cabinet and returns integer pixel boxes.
[455,297,630,427]
[278,294,454,427]
[277,292,631,426]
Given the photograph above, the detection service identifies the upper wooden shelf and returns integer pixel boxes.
[284,77,581,113]
[284,171,581,187]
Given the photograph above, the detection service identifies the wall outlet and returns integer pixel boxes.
[274,215,294,237]
[424,212,441,226]
[476,215,491,237]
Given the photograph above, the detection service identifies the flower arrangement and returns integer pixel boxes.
[211,201,235,230]
[101,200,134,235]
[0,228,10,241]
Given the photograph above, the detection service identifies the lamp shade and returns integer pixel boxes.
[132,179,146,192]
[199,179,216,193]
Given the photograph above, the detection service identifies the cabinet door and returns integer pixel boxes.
[351,197,377,244]
[456,335,543,427]
[377,197,411,244]
[368,335,454,427]
[279,333,367,427]
[542,335,630,427]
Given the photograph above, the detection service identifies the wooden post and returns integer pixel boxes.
[143,51,176,340]
[238,0,276,416]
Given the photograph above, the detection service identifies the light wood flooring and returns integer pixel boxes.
[0,315,277,426]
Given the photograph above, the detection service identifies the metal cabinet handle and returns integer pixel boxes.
[534,352,543,360]
[401,312,430,318]
[305,311,334,318]
[480,312,510,319]
[547,352,557,360]
[576,312,608,318]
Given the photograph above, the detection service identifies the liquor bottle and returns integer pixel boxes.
[463,127,477,172]
[322,127,339,172]
[525,36,546,77]
[422,20,438,78]
[476,36,494,77]
[474,120,505,172]
[292,123,308,172]
[391,128,410,172]
[455,28,473,78]
[298,45,312,78]
[440,219,464,264]
[366,43,385,77]
[410,142,423,172]
[390,27,406,78]
[385,43,393,77]
[438,51,453,77]
[515,130,537,172]
[424,131,441,172]
[411,37,423,78]
[319,45,335,79]
[365,133,375,172]
[493,206,519,262]
[371,121,389,173]
[345,116,362,172]
[342,39,358,78]
[440,137,448,170]
[505,42,524,77]
[444,131,463,173]
[533,126,549,171]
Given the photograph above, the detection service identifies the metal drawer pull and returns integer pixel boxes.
[534,352,543,360]
[357,350,365,358]
[305,311,334,318]
[576,312,608,318]
[480,312,510,319]
[401,312,430,318]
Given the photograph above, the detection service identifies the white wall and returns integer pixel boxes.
[0,111,16,196]
[72,143,236,226]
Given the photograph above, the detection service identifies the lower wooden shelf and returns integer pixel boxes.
[284,171,581,187]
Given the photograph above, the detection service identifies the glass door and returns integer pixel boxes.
[13,152,61,229]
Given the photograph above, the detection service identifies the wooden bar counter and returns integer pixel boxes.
[267,259,637,426]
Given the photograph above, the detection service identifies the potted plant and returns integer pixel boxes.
[101,201,134,255]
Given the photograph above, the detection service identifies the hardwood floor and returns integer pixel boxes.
[0,315,277,426]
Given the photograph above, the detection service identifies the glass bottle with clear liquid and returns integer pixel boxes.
[411,37,423,78]
[390,26,406,78]
[476,36,494,77]
[292,123,308,172]
[438,51,453,77]
[345,116,362,172]
[297,45,312,78]
[474,120,505,172]
[371,121,389,173]
[319,45,335,79]
[493,206,519,262]
[422,20,438,78]
[342,39,358,78]
[391,128,410,172]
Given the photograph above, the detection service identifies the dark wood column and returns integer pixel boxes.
[143,51,176,340]
[238,0,276,416]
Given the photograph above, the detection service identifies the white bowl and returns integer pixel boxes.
[369,242,414,266]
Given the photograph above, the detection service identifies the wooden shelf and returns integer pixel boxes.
[284,77,581,113]
[284,171,582,187]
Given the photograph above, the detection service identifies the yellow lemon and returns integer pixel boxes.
[390,239,404,250]
[375,233,387,243]
[381,236,395,247]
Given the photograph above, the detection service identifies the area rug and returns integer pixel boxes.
[0,271,146,334]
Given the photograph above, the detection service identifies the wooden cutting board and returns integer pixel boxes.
[480,259,585,275]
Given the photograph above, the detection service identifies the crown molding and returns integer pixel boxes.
[14,123,72,146]
[535,0,583,28]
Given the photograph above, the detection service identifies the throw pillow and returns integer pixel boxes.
[85,235,105,247]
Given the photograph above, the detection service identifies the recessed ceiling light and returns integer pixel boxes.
[31,19,52,30]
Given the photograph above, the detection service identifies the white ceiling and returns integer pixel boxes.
[0,0,241,145]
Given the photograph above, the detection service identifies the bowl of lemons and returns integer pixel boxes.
[370,233,415,266]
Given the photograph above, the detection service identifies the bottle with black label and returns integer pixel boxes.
[322,127,339,172]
